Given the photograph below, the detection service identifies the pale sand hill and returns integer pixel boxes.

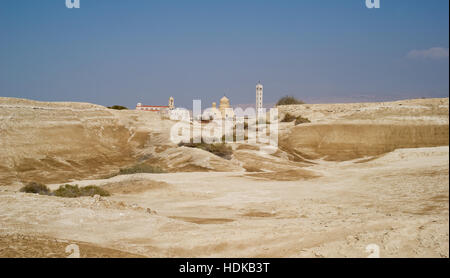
[277,97,449,124]
[277,98,449,161]
[0,97,242,186]
[0,97,448,257]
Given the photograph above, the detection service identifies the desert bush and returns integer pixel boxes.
[54,184,110,198]
[119,164,166,175]
[19,182,51,195]
[206,143,233,159]
[107,105,128,110]
[54,185,81,198]
[81,185,111,197]
[281,113,297,122]
[179,141,233,160]
[295,115,311,125]
[276,96,305,106]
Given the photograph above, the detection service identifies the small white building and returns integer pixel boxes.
[136,96,174,112]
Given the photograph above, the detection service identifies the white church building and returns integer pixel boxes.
[135,81,264,121]
[136,96,174,112]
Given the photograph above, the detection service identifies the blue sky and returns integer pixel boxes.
[0,0,448,109]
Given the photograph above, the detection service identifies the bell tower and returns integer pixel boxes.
[256,81,263,113]
[168,96,174,110]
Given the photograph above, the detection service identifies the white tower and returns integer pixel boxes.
[256,81,263,113]
[168,96,174,110]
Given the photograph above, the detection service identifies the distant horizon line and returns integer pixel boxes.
[1,95,449,109]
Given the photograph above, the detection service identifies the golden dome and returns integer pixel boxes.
[220,96,229,103]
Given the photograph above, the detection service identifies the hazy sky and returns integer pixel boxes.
[1,0,449,109]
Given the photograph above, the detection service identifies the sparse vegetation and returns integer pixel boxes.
[179,141,233,160]
[54,184,110,198]
[281,113,297,122]
[20,182,51,195]
[276,96,305,106]
[53,185,83,198]
[281,113,311,125]
[80,185,112,197]
[20,182,110,198]
[107,105,128,110]
[118,163,166,175]
[295,115,311,125]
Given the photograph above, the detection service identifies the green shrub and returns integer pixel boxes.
[276,96,305,106]
[107,105,128,110]
[54,185,81,198]
[54,184,110,198]
[19,182,51,195]
[80,185,111,197]
[281,113,297,122]
[119,164,165,175]
[295,115,311,125]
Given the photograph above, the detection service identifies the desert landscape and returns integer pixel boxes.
[0,96,448,258]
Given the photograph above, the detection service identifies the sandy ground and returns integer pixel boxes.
[0,97,448,257]
[0,146,448,257]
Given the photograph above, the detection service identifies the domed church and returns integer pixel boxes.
[218,95,234,119]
